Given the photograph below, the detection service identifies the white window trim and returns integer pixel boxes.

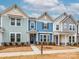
[9,32,21,42]
[43,23,48,30]
[30,21,35,30]
[10,17,22,27]
[56,24,59,30]
[40,34,50,42]
[69,24,75,31]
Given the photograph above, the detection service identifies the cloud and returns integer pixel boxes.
[22,0,79,19]
[23,0,59,6]
[30,13,40,17]
[0,5,6,10]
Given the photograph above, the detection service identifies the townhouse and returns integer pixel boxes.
[0,4,78,46]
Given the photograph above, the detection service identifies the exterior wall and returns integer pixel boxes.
[2,15,29,43]
[37,21,53,32]
[0,32,3,45]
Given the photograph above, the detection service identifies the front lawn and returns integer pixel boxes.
[0,46,32,53]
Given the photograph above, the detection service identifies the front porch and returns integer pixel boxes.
[54,32,77,46]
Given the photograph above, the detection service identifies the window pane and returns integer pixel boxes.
[11,18,15,25]
[56,25,59,30]
[16,34,21,42]
[69,25,72,30]
[43,23,48,29]
[73,25,75,31]
[31,22,34,28]
[44,35,46,42]
[69,36,71,43]
[72,36,75,42]
[11,34,15,42]
[17,19,21,26]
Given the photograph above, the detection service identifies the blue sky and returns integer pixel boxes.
[0,0,79,20]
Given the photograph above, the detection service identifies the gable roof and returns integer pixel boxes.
[54,12,68,23]
[60,15,77,24]
[37,12,53,21]
[0,4,29,17]
[54,12,77,24]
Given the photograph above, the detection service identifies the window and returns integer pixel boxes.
[43,23,48,30]
[31,22,35,29]
[17,19,21,26]
[73,25,75,31]
[72,36,75,42]
[64,23,67,29]
[11,17,21,26]
[44,35,46,42]
[56,25,59,30]
[16,34,21,42]
[11,18,15,25]
[69,24,75,31]
[10,33,15,42]
[69,36,71,43]
[69,25,72,30]
[40,35,42,42]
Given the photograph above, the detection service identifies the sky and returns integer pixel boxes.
[0,0,79,20]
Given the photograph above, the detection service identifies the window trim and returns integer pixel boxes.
[10,17,21,26]
[10,33,15,42]
[9,32,21,42]
[16,18,21,26]
[43,23,48,30]
[30,21,35,30]
[56,25,59,30]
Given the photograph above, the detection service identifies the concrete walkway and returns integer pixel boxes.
[31,44,40,52]
[0,45,79,57]
[31,44,40,53]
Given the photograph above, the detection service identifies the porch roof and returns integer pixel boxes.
[29,29,37,34]
[53,31,75,35]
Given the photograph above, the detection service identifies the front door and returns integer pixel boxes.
[54,35,58,45]
[30,34,36,44]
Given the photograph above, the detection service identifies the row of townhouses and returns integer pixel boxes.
[0,4,79,46]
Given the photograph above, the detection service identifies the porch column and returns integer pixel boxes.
[36,33,38,44]
[0,33,3,46]
[58,34,60,46]
[65,35,67,46]
[75,34,77,43]
[27,33,30,44]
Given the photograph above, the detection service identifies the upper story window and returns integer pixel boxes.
[30,21,35,29]
[69,24,75,31]
[73,25,75,31]
[17,19,21,26]
[64,23,67,29]
[56,25,59,30]
[11,17,21,26]
[69,25,72,30]
[43,23,48,30]
[11,18,15,26]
